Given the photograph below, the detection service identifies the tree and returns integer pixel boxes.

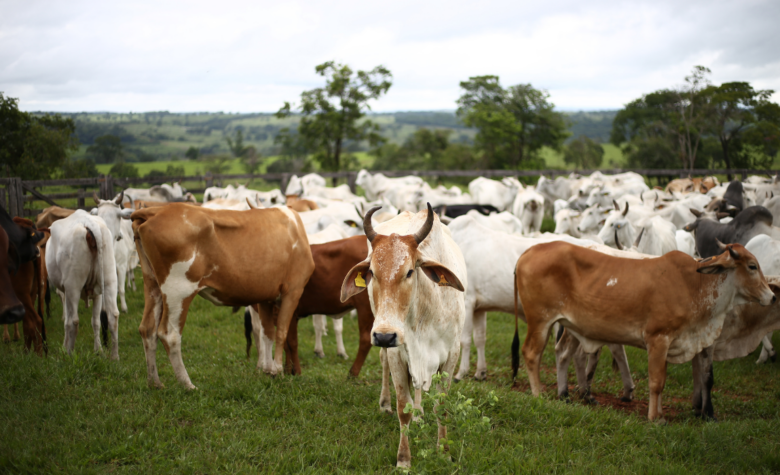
[225,129,248,158]
[62,157,99,179]
[563,136,604,169]
[202,154,231,175]
[87,134,123,164]
[456,76,569,169]
[702,81,776,170]
[109,161,139,178]
[0,92,80,179]
[372,128,458,170]
[277,61,392,184]
[240,146,262,175]
[185,146,199,160]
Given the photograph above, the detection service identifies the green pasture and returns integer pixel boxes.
[1,268,779,473]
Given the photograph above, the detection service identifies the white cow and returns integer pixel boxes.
[599,209,677,257]
[465,210,525,235]
[746,234,780,363]
[340,204,466,468]
[468,177,523,211]
[285,173,327,196]
[47,210,120,359]
[297,202,364,236]
[512,187,545,235]
[355,169,424,201]
[124,182,195,205]
[122,219,139,292]
[90,193,133,312]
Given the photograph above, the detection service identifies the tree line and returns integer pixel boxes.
[2,63,778,182]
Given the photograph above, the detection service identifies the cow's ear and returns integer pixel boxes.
[419,260,465,292]
[120,208,133,219]
[90,208,98,215]
[697,257,734,274]
[769,283,780,295]
[340,260,371,302]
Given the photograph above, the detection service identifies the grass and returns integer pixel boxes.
[1,268,779,473]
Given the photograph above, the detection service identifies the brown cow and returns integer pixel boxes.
[246,235,374,377]
[36,206,76,230]
[0,227,24,326]
[665,176,720,195]
[515,241,774,421]
[132,203,314,388]
[286,194,320,213]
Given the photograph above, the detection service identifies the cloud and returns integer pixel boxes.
[1,0,778,112]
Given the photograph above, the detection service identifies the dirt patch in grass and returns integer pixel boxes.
[589,391,687,421]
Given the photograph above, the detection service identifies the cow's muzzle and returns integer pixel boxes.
[373,331,398,348]
[0,304,25,325]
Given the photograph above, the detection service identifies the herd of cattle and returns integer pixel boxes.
[3,169,780,467]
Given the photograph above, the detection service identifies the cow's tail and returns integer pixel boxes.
[244,308,252,359]
[85,222,109,348]
[511,267,520,380]
[44,281,51,319]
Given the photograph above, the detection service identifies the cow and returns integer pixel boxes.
[36,206,76,229]
[91,192,133,313]
[246,235,375,376]
[512,188,545,235]
[355,169,424,201]
[745,234,780,363]
[432,204,500,219]
[340,204,467,468]
[468,177,523,211]
[47,210,120,359]
[465,210,525,235]
[684,206,780,258]
[0,227,24,326]
[131,203,314,388]
[514,240,774,421]
[286,195,320,212]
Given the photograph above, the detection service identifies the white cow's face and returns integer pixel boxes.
[577,205,609,234]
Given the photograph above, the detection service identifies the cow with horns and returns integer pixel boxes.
[340,203,467,468]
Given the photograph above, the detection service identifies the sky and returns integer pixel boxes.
[2,0,779,113]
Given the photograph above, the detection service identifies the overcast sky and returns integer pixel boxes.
[2,0,779,113]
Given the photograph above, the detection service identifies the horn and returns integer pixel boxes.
[363,206,382,243]
[640,193,644,204]
[114,190,124,205]
[613,199,620,211]
[93,192,101,205]
[354,204,365,221]
[413,202,435,245]
[634,227,645,247]
[716,239,728,251]
[246,197,258,209]
[622,202,629,217]
[614,230,623,251]
[655,191,659,203]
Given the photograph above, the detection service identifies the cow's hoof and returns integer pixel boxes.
[452,377,461,383]
[620,396,633,403]
[771,353,777,363]
[314,351,325,359]
[474,370,487,381]
[337,352,349,360]
[653,418,668,425]
[380,404,393,415]
[149,381,165,389]
[583,396,599,405]
[396,459,411,469]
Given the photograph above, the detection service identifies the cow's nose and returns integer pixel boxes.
[373,332,398,348]
[0,305,25,325]
[773,295,777,305]
[576,227,582,232]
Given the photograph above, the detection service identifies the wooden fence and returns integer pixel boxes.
[2,168,778,219]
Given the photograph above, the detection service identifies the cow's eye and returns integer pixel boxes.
[406,269,413,278]
[749,264,758,270]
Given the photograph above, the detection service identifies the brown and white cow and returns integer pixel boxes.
[340,204,467,468]
[131,203,314,389]
[514,241,774,421]
[246,235,375,377]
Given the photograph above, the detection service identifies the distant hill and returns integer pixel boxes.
[38,109,618,164]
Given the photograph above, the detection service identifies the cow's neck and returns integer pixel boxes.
[701,272,739,322]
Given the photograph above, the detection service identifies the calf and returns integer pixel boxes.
[515,241,774,420]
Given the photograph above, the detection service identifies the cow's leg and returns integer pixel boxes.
[646,337,670,421]
[379,347,393,414]
[607,344,635,402]
[2,325,9,343]
[455,304,474,381]
[580,347,602,403]
[158,293,197,389]
[522,319,552,397]
[272,288,304,377]
[139,286,163,388]
[63,289,80,354]
[436,343,460,453]
[90,295,104,354]
[694,347,716,420]
[333,317,348,359]
[108,308,119,361]
[128,268,136,292]
[387,348,413,468]
[348,301,373,377]
[117,267,128,313]
[312,314,326,358]
[253,303,278,375]
[12,323,20,341]
[473,310,488,380]
[283,314,301,375]
[756,332,776,364]
[21,299,44,356]
[554,329,578,400]
[692,351,703,416]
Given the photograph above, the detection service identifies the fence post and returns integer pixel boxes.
[77,189,85,209]
[7,177,23,218]
[0,185,5,211]
[281,173,290,195]
[347,172,357,194]
[741,171,748,181]
[205,172,213,188]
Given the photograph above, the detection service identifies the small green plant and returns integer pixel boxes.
[400,372,497,473]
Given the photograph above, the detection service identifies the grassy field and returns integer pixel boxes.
[1,268,779,473]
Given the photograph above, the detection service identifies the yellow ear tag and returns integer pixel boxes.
[355,272,366,288]
[437,274,448,286]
